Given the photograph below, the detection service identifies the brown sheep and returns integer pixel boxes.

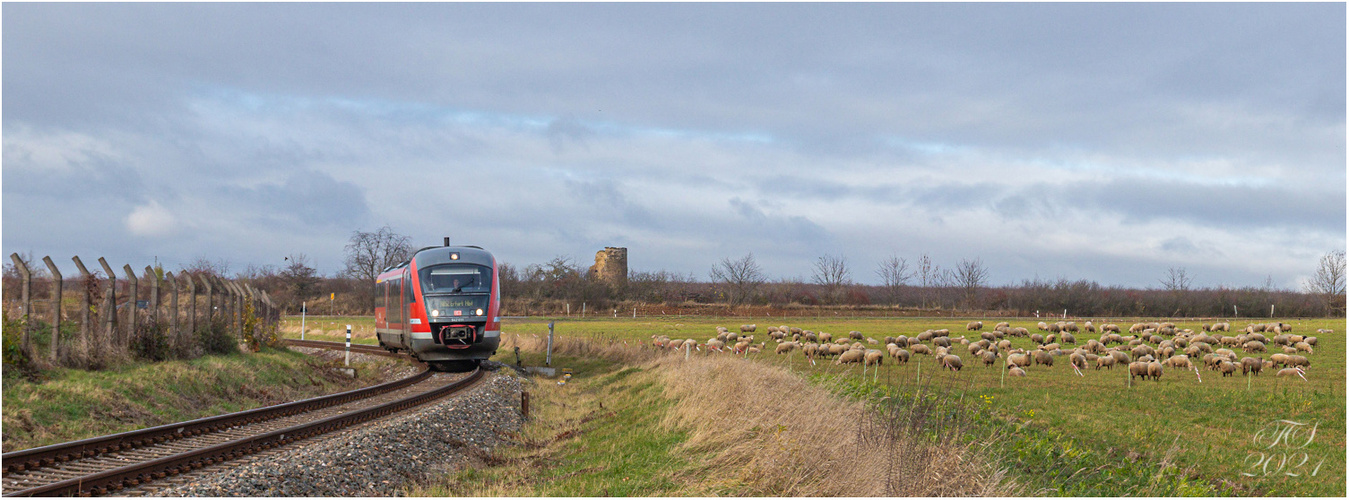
[1131,345,1154,361]
[1286,355,1310,368]
[1129,361,1148,381]
[994,321,1011,330]
[864,350,885,367]
[1033,350,1054,367]
[775,342,798,355]
[1276,367,1304,378]
[849,330,865,340]
[981,350,998,367]
[1243,340,1267,353]
[1219,361,1236,377]
[891,348,910,364]
[941,354,963,371]
[911,344,932,356]
[1070,352,1087,370]
[1240,357,1263,376]
[1007,352,1031,368]
[1037,321,1049,331]
[1147,361,1164,381]
[1166,354,1192,369]
[1095,355,1116,370]
[1008,365,1027,377]
[818,332,833,344]
[967,321,984,331]
[933,337,952,348]
[835,349,865,365]
[740,324,757,333]
[1031,333,1045,345]
[1061,332,1077,344]
[1294,342,1313,354]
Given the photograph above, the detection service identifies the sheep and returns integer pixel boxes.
[835,349,864,365]
[967,321,984,331]
[1275,367,1303,378]
[1095,355,1116,370]
[1037,321,1050,331]
[1281,346,1298,355]
[1084,321,1096,333]
[994,321,1010,330]
[705,339,726,353]
[1129,361,1148,381]
[980,331,996,342]
[732,340,749,353]
[933,336,952,348]
[1240,357,1263,376]
[892,348,911,364]
[941,354,963,371]
[789,327,804,335]
[1008,365,1027,377]
[1269,353,1291,367]
[1061,332,1077,344]
[817,332,833,344]
[1242,340,1266,353]
[1305,336,1319,346]
[740,324,757,333]
[1109,350,1130,365]
[802,342,819,358]
[1033,350,1054,367]
[997,340,1013,352]
[1279,322,1294,333]
[1013,327,1030,337]
[1048,323,1063,334]
[1008,352,1031,368]
[1293,341,1312,354]
[911,344,932,356]
[1286,355,1310,368]
[849,330,865,340]
[775,342,798,355]
[1314,328,1332,335]
[1131,345,1155,361]
[1031,333,1045,345]
[1218,360,1236,377]
[864,349,885,367]
[746,345,762,355]
[1166,354,1192,370]
[1070,352,1088,370]
[981,350,998,367]
[933,328,952,337]
[895,335,909,347]
[1147,361,1164,381]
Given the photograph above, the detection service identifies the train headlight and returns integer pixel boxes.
[475,308,484,316]
[431,309,440,317]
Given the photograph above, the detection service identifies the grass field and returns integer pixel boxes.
[483,316,1344,496]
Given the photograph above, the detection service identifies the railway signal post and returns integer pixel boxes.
[345,325,352,366]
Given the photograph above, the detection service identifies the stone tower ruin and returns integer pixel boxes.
[589,247,628,285]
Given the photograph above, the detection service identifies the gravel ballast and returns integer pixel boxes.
[152,369,525,496]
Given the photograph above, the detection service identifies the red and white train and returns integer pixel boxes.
[375,243,501,370]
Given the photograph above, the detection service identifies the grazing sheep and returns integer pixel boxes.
[967,321,984,331]
[1240,357,1263,376]
[941,354,963,371]
[1305,336,1318,346]
[1033,350,1054,367]
[835,349,864,365]
[1275,367,1303,378]
[981,350,998,367]
[1109,350,1130,365]
[1147,361,1164,381]
[1070,352,1087,370]
[1166,355,1192,370]
[849,330,864,340]
[1219,361,1236,377]
[1131,345,1155,361]
[864,350,885,367]
[1009,366,1027,377]
[866,337,879,345]
[741,324,757,333]
[790,327,804,335]
[1281,346,1298,355]
[1031,333,1045,345]
[1007,352,1031,368]
[1269,353,1290,367]
[994,321,1011,330]
[1048,323,1063,333]
[1129,361,1148,381]
[1096,355,1116,370]
[1242,340,1266,353]
[1061,333,1077,344]
[1314,328,1332,335]
[1013,327,1031,337]
[1084,321,1096,333]
[892,348,911,364]
[934,329,952,337]
[911,344,932,356]
[776,342,798,355]
[935,336,954,348]
[1037,322,1049,331]
[816,332,832,344]
[1286,355,1310,368]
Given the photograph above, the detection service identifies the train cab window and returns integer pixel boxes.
[420,264,491,294]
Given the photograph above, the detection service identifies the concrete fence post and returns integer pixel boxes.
[123,264,138,345]
[71,257,96,354]
[9,254,32,353]
[166,271,179,353]
[199,275,214,324]
[98,258,119,346]
[185,274,197,340]
[145,266,159,326]
[42,256,63,363]
[235,281,246,338]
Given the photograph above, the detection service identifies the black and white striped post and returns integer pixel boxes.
[345,325,352,366]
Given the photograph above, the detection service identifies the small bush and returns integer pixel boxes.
[133,319,171,362]
[2,310,29,369]
[197,319,237,356]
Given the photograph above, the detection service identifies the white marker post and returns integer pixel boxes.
[300,301,307,340]
[345,325,352,366]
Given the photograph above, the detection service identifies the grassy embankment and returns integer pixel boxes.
[2,347,406,451]
[476,316,1343,497]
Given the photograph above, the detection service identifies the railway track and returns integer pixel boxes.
[1,340,482,497]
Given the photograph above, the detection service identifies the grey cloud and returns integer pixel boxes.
[221,170,370,229]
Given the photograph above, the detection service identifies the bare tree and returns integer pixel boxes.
[953,258,990,309]
[709,253,765,305]
[1304,250,1346,315]
[875,254,913,305]
[183,257,231,277]
[1159,267,1192,292]
[342,226,413,309]
[281,253,320,310]
[811,254,850,302]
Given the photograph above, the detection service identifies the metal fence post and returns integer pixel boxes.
[9,254,31,353]
[546,321,555,367]
[42,256,63,363]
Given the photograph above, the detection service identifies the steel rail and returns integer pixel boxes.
[4,368,483,497]
[3,339,418,474]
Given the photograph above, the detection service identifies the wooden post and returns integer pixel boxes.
[123,264,138,345]
[71,257,95,354]
[9,254,32,353]
[145,266,159,326]
[166,271,179,354]
[98,258,119,346]
[42,256,62,362]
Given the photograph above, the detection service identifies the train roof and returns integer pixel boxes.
[376,245,495,283]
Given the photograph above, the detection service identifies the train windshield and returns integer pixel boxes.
[420,264,492,294]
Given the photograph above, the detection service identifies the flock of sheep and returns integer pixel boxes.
[648,320,1330,382]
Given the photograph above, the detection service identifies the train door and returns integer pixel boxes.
[402,269,412,346]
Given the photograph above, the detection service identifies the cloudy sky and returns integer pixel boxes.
[3,3,1344,289]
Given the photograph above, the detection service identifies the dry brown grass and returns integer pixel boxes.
[502,334,1016,496]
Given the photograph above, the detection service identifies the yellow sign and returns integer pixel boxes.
[330,292,335,301]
